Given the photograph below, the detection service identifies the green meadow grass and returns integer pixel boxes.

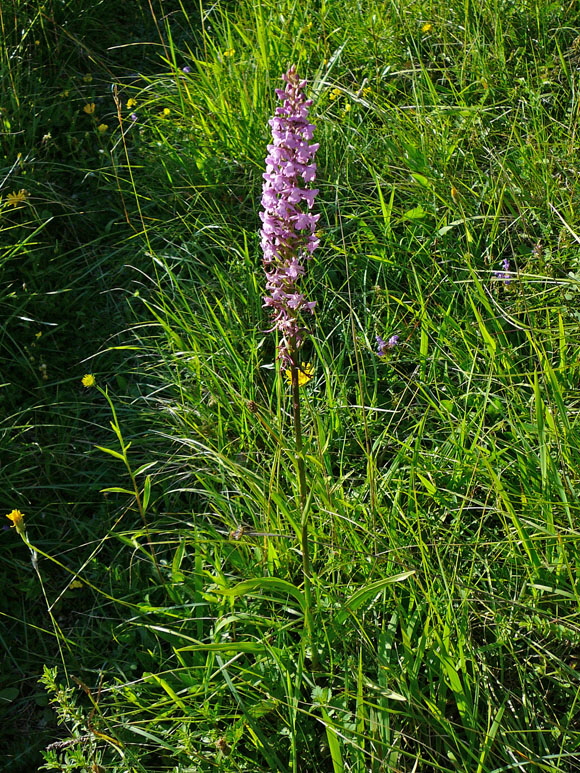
[2,0,580,770]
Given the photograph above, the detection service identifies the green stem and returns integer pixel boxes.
[99,386,164,587]
[290,360,318,668]
[16,531,72,677]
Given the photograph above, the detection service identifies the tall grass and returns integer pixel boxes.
[3,0,580,771]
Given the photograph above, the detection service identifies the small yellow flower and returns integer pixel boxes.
[6,509,25,534]
[69,580,84,589]
[223,48,235,57]
[362,87,372,96]
[329,88,342,101]
[161,108,171,117]
[6,189,28,207]
[343,103,351,113]
[83,73,93,83]
[59,89,70,98]
[81,374,96,387]
[83,103,96,114]
[97,123,108,133]
[422,22,433,33]
[126,98,137,109]
[450,185,460,203]
[285,363,314,387]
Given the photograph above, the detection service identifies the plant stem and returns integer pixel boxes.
[99,386,164,587]
[290,360,318,668]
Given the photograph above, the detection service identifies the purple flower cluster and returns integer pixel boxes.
[260,66,320,368]
[376,335,399,357]
[494,258,511,283]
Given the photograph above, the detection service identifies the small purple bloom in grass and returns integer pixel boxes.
[261,65,320,369]
[130,113,138,121]
[376,335,399,357]
[182,66,191,73]
[494,258,511,283]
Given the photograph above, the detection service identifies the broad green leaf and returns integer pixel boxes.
[178,642,271,653]
[335,572,415,625]
[402,204,426,220]
[0,687,19,703]
[417,472,436,496]
[134,461,158,476]
[321,708,344,773]
[94,445,126,461]
[411,172,431,188]
[214,577,305,611]
[172,539,186,582]
[142,474,152,511]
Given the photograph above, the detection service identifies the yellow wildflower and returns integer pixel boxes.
[6,189,28,207]
[6,509,25,535]
[223,48,235,57]
[285,363,314,387]
[126,98,137,109]
[69,580,84,589]
[422,22,433,33]
[343,103,351,113]
[83,73,93,83]
[451,185,460,203]
[161,108,171,117]
[97,123,108,133]
[329,88,342,101]
[83,103,96,114]
[59,90,70,98]
[81,374,96,387]
[362,87,372,96]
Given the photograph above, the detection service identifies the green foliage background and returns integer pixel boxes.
[2,0,580,771]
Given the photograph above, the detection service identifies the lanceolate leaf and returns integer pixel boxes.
[335,572,415,626]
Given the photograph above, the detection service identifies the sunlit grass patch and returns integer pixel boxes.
[3,0,580,771]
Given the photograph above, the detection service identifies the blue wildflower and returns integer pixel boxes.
[377,335,399,357]
[494,258,511,283]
